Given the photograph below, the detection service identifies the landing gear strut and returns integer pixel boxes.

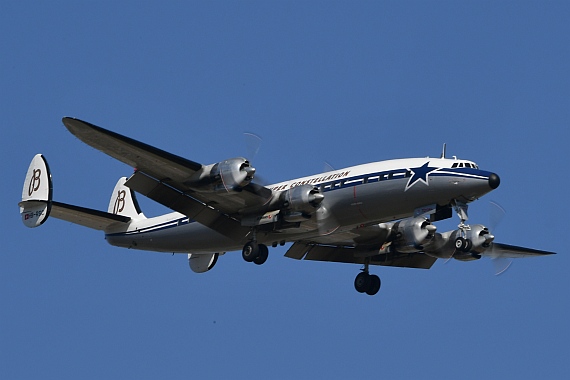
[453,200,473,252]
[354,260,381,295]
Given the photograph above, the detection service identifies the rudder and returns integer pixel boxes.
[19,154,52,227]
[108,177,145,219]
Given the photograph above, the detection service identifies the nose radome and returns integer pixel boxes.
[489,173,500,189]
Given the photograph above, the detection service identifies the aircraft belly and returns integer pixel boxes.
[106,222,241,253]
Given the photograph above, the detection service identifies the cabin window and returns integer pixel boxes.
[368,175,379,183]
[452,163,458,168]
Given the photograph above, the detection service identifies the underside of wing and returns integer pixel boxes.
[285,242,437,269]
[125,171,251,242]
[483,243,556,259]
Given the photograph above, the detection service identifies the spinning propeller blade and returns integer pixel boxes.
[487,201,512,275]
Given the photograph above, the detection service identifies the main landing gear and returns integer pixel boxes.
[354,260,381,296]
[242,241,269,265]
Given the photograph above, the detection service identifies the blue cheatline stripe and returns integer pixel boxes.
[105,217,196,237]
[106,167,490,237]
[320,167,490,192]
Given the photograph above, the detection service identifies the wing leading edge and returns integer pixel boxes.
[61,117,273,241]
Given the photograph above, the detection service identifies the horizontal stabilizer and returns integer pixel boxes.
[20,199,131,230]
[20,154,131,231]
[51,201,130,230]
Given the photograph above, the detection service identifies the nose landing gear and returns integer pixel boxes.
[453,200,473,253]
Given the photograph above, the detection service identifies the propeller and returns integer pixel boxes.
[243,131,270,189]
[444,200,509,271]
[244,132,263,162]
[487,201,512,276]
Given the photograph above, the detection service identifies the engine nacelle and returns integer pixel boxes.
[186,157,255,192]
[391,216,437,253]
[280,185,324,221]
[188,253,219,273]
[464,224,495,254]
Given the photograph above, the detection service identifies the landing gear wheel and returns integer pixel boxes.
[464,239,473,252]
[253,244,269,265]
[454,237,466,251]
[366,275,381,296]
[454,237,473,252]
[354,272,371,293]
[242,241,259,262]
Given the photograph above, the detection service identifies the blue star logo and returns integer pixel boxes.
[405,162,441,191]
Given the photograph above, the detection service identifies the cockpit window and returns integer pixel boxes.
[452,161,479,169]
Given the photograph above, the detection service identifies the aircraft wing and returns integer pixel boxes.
[482,243,556,259]
[62,117,271,241]
[285,242,437,269]
[63,117,203,183]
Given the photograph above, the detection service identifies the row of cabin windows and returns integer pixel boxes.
[320,170,412,191]
[451,162,479,169]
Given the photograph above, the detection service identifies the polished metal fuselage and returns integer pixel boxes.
[106,157,498,254]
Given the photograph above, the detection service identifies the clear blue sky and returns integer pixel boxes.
[2,1,568,379]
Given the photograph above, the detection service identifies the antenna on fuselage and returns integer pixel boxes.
[440,143,447,159]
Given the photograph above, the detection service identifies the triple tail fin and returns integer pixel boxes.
[108,177,146,220]
[19,155,135,231]
[19,154,52,227]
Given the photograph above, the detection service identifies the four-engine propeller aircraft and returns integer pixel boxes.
[20,118,555,295]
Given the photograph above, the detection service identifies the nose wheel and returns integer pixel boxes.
[453,200,473,253]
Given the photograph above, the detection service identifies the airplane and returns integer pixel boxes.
[19,117,555,295]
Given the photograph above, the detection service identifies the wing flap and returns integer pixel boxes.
[125,171,250,242]
[286,242,437,269]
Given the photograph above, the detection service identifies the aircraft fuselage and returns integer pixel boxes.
[105,157,499,254]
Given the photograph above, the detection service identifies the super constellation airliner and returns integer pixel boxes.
[19,118,554,295]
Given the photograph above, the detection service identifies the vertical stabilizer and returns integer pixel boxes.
[20,154,52,227]
[108,177,145,219]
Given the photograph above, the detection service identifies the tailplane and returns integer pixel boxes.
[19,155,134,231]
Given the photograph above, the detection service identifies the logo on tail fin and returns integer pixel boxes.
[28,169,42,196]
[113,190,126,214]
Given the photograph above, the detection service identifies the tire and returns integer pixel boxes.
[242,241,259,262]
[463,239,473,252]
[454,237,466,251]
[354,272,371,293]
[253,244,269,265]
[366,275,381,296]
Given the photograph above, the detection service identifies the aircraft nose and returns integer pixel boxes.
[488,173,500,189]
